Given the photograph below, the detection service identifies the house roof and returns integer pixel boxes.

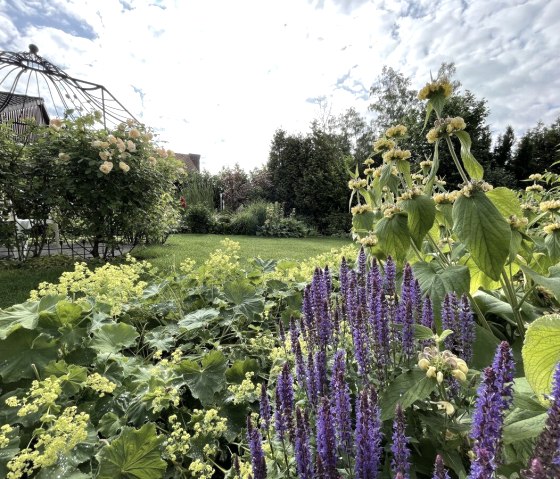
[175,153,200,172]
[0,91,50,125]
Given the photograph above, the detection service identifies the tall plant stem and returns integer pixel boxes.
[444,136,469,184]
[500,271,526,340]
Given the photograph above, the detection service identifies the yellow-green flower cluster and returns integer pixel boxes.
[459,181,493,198]
[6,407,89,479]
[526,184,545,193]
[192,238,242,287]
[373,138,396,153]
[29,255,151,316]
[192,408,227,437]
[364,167,375,176]
[426,117,466,143]
[0,424,14,448]
[348,178,368,190]
[508,215,528,231]
[418,79,453,100]
[420,160,433,169]
[383,205,402,218]
[385,124,407,138]
[543,223,560,235]
[418,346,469,384]
[358,233,378,248]
[398,188,423,201]
[163,415,191,462]
[540,200,560,213]
[189,459,214,479]
[521,201,539,213]
[146,386,181,413]
[8,377,62,417]
[86,373,116,397]
[363,158,375,166]
[382,148,412,163]
[351,204,373,215]
[228,372,259,405]
[529,173,543,181]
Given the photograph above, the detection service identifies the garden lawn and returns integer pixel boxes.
[0,234,353,309]
[131,234,354,271]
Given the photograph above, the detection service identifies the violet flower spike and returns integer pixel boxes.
[459,294,475,363]
[331,350,353,456]
[247,416,267,479]
[384,255,396,297]
[316,397,338,479]
[391,404,411,479]
[469,342,515,479]
[355,386,382,479]
[295,407,313,479]
[432,454,450,479]
[524,361,560,477]
[259,382,271,431]
[274,362,295,440]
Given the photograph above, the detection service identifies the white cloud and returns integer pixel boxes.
[0,0,559,172]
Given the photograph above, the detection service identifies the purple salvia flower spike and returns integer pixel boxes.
[247,416,267,479]
[274,362,295,440]
[295,407,313,479]
[469,342,515,479]
[259,382,271,431]
[340,257,349,313]
[294,340,307,388]
[289,316,299,355]
[316,397,338,479]
[355,386,382,479]
[384,255,396,297]
[330,350,353,456]
[459,294,475,363]
[524,361,560,478]
[306,350,317,407]
[314,349,328,398]
[401,300,415,361]
[391,404,411,479]
[422,296,434,330]
[351,308,370,377]
[324,264,332,294]
[401,263,414,305]
[432,454,450,479]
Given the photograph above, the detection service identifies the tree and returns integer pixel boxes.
[267,127,350,233]
[217,164,250,211]
[493,126,515,168]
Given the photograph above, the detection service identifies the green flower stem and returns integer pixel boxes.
[444,135,469,184]
[500,270,526,339]
[425,234,451,267]
[466,292,493,333]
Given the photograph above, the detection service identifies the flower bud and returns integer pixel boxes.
[436,401,455,416]
[451,369,467,382]
[418,358,430,370]
[426,366,437,378]
[436,371,444,384]
[456,360,469,374]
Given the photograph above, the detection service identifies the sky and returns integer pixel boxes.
[0,0,559,173]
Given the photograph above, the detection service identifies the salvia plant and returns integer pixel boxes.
[245,252,560,478]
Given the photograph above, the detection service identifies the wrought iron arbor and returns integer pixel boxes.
[0,44,137,128]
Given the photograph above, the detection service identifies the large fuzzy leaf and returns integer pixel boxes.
[522,314,560,405]
[453,190,511,281]
[97,423,165,479]
[399,194,436,248]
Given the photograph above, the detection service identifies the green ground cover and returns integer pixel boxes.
[0,234,352,309]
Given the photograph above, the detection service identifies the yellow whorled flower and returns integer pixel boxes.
[373,137,396,153]
[460,180,493,198]
[526,184,544,193]
[382,148,411,163]
[385,124,407,138]
[529,173,543,181]
[99,161,114,174]
[398,188,423,201]
[543,223,560,235]
[351,204,373,215]
[540,200,560,213]
[363,158,375,166]
[383,204,402,218]
[420,160,433,169]
[358,233,378,247]
[364,167,375,176]
[508,215,528,230]
[348,178,367,190]
[426,127,440,144]
[418,79,453,100]
[446,116,466,133]
[521,202,539,213]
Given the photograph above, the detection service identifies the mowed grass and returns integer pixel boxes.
[0,234,353,309]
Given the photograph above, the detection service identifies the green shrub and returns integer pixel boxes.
[210,212,232,234]
[258,203,309,238]
[229,201,270,235]
[183,204,214,233]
